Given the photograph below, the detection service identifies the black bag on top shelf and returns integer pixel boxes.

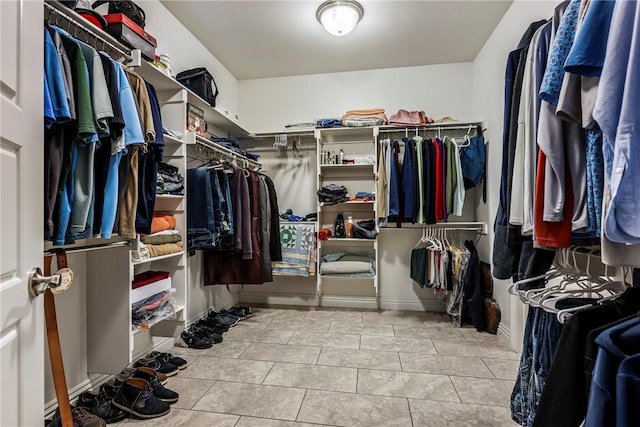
[176,68,219,108]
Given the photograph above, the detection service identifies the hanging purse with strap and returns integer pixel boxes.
[92,0,146,29]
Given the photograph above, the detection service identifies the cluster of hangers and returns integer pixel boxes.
[380,124,482,148]
[187,145,257,177]
[508,247,631,323]
[44,0,133,63]
[414,225,483,251]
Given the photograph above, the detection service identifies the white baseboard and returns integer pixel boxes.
[187,292,239,326]
[238,291,446,312]
[498,323,511,340]
[45,379,92,415]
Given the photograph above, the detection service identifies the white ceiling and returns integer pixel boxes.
[161,1,512,80]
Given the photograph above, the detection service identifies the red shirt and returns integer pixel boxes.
[534,150,572,248]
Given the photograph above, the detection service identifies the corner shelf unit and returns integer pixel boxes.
[315,127,380,297]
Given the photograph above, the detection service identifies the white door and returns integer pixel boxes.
[1,0,45,425]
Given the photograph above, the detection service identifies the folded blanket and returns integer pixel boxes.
[320,260,372,274]
[142,233,182,245]
[388,109,426,126]
[151,214,176,234]
[147,241,184,258]
[344,108,385,116]
[343,118,383,127]
[272,223,315,277]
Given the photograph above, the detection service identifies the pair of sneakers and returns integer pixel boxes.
[133,351,188,377]
[111,366,180,419]
[177,324,223,349]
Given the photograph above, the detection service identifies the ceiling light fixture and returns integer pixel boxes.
[316,0,364,37]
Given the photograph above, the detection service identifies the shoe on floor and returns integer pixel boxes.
[119,367,169,385]
[132,367,179,404]
[209,311,239,327]
[76,385,127,424]
[147,350,188,370]
[134,357,179,377]
[197,317,229,334]
[112,378,171,419]
[192,323,224,343]
[46,406,106,427]
[176,327,214,349]
[227,306,252,320]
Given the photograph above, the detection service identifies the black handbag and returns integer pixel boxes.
[92,0,146,29]
[176,68,219,108]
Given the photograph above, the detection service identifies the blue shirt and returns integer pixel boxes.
[539,0,580,106]
[43,74,56,129]
[594,0,640,244]
[564,0,616,77]
[109,58,144,148]
[44,29,71,123]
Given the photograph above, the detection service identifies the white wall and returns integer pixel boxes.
[239,63,474,133]
[238,64,479,310]
[471,0,558,342]
[138,0,240,119]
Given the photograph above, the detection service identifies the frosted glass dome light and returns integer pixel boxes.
[316,0,364,36]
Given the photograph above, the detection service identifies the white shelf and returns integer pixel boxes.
[132,305,185,334]
[133,251,185,266]
[321,238,376,244]
[319,164,374,168]
[319,201,375,208]
[156,194,185,199]
[163,134,185,145]
[319,275,377,281]
[138,60,251,137]
[186,90,250,137]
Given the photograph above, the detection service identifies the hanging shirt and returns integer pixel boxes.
[401,137,415,222]
[44,28,71,123]
[594,0,640,244]
[451,138,465,217]
[444,137,456,215]
[43,74,56,129]
[414,137,425,223]
[424,140,436,224]
[47,26,76,121]
[376,140,388,223]
[433,139,444,221]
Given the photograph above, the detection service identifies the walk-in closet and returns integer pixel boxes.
[1,0,639,426]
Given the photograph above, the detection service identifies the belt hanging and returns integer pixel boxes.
[44,251,73,427]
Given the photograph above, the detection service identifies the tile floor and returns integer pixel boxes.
[119,307,520,427]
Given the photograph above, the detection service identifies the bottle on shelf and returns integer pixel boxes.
[346,216,354,238]
[338,149,345,165]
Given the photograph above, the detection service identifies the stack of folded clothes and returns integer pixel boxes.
[317,184,349,205]
[157,163,184,195]
[353,219,378,239]
[320,252,376,277]
[133,215,184,261]
[388,109,435,126]
[342,108,387,127]
[132,291,175,327]
[350,192,375,202]
[143,230,184,258]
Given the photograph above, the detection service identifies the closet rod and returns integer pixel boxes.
[44,0,134,62]
[194,135,262,171]
[378,123,484,134]
[44,240,133,256]
[385,222,488,234]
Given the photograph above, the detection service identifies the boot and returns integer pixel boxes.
[131,367,179,403]
[111,378,170,419]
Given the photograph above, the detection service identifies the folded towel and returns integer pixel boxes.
[142,234,182,245]
[343,108,385,116]
[151,214,176,234]
[147,241,184,258]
